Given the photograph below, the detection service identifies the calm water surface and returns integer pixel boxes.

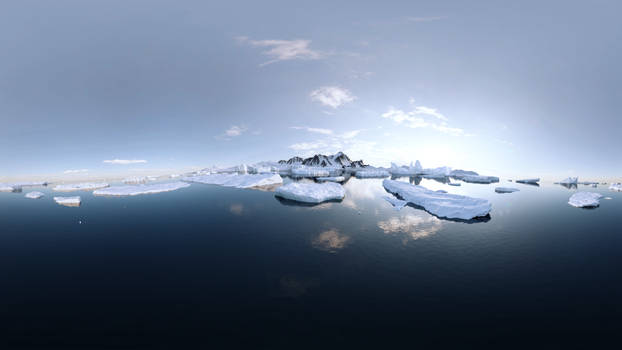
[1,178,621,348]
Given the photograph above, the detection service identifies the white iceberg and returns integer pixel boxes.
[495,187,519,193]
[169,174,181,178]
[355,168,390,178]
[383,180,491,220]
[389,161,423,176]
[54,196,81,207]
[183,173,283,188]
[568,192,603,208]
[0,184,19,192]
[123,176,148,184]
[54,182,109,191]
[449,169,479,179]
[316,176,345,182]
[275,182,345,203]
[422,166,452,178]
[462,175,500,184]
[383,196,408,210]
[516,178,540,184]
[559,177,578,184]
[93,182,190,196]
[291,167,330,177]
[609,183,622,192]
[25,191,45,199]
[0,181,48,192]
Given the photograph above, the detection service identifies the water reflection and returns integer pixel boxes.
[312,229,351,252]
[279,275,319,298]
[558,183,578,190]
[229,204,244,215]
[378,215,443,242]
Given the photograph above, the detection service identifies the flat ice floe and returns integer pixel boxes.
[568,192,603,208]
[54,196,81,207]
[25,191,45,199]
[54,182,109,191]
[383,180,491,220]
[183,173,283,188]
[608,183,621,192]
[316,176,345,182]
[383,196,408,210]
[462,175,500,184]
[355,168,390,178]
[495,187,519,193]
[275,182,345,203]
[0,181,48,192]
[123,176,148,184]
[93,182,190,196]
[516,178,540,184]
[291,167,330,177]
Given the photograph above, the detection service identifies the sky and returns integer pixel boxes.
[1,0,621,180]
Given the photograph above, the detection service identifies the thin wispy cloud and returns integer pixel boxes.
[236,36,323,66]
[225,125,247,137]
[310,86,356,109]
[382,102,465,136]
[63,169,88,174]
[290,126,334,135]
[103,159,147,165]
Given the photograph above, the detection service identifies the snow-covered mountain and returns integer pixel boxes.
[278,152,367,168]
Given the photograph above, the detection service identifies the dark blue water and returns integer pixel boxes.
[1,178,621,348]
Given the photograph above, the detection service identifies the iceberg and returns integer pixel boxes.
[183,173,283,188]
[448,182,461,186]
[25,191,45,199]
[0,184,20,192]
[383,180,491,220]
[495,187,519,193]
[316,176,345,182]
[93,182,190,196]
[54,182,109,191]
[609,183,622,192]
[462,175,500,184]
[0,181,47,192]
[383,196,408,210]
[355,168,390,178]
[516,178,540,184]
[169,174,181,178]
[389,161,423,176]
[558,177,578,184]
[449,169,479,179]
[291,167,331,177]
[422,166,452,178]
[123,176,148,184]
[54,196,81,207]
[568,192,603,208]
[275,182,345,203]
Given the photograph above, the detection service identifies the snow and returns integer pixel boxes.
[54,182,109,191]
[291,167,330,177]
[383,196,407,210]
[383,180,491,220]
[516,178,540,184]
[568,192,603,208]
[183,173,283,188]
[275,182,345,203]
[93,182,190,196]
[495,187,519,193]
[559,177,578,184]
[355,168,390,178]
[609,183,622,192]
[462,175,500,184]
[25,191,44,199]
[54,196,81,207]
[316,176,346,182]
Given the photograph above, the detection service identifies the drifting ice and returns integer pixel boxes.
[316,176,345,182]
[183,173,283,188]
[383,196,408,210]
[559,177,578,184]
[516,178,540,184]
[389,161,423,176]
[54,182,109,191]
[462,175,500,184]
[54,196,81,207]
[568,192,603,208]
[495,187,519,193]
[291,167,330,177]
[355,168,390,178]
[123,177,148,184]
[25,191,45,199]
[275,182,345,203]
[608,183,621,192]
[93,182,190,196]
[383,180,491,220]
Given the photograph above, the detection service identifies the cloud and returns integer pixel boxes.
[407,16,447,22]
[340,130,361,139]
[312,229,351,252]
[103,159,147,165]
[289,141,329,151]
[63,169,88,174]
[290,126,334,135]
[378,215,442,242]
[225,125,247,137]
[237,36,323,66]
[381,102,465,136]
[310,86,356,109]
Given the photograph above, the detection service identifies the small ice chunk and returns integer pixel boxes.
[516,178,540,184]
[316,176,345,182]
[169,174,181,178]
[383,196,407,210]
[609,183,622,192]
[275,182,345,203]
[462,175,500,184]
[495,187,519,193]
[183,173,283,188]
[25,191,45,199]
[383,180,491,220]
[54,196,81,207]
[54,182,109,191]
[0,185,19,192]
[93,182,190,196]
[568,192,603,208]
[559,177,578,184]
[355,168,390,178]
[449,169,479,179]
